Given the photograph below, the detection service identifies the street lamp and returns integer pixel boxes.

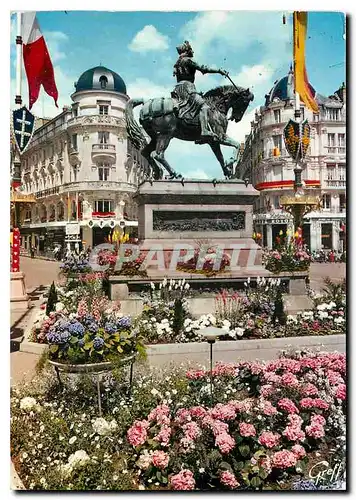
[199,326,224,406]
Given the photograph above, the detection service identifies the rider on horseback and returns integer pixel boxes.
[172,40,228,142]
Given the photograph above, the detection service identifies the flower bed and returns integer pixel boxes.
[177,246,231,276]
[263,232,311,274]
[97,246,147,278]
[11,350,346,490]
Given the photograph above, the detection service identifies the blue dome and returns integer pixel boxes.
[265,69,316,106]
[74,66,127,94]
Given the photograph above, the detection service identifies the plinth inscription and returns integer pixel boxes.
[152,210,245,232]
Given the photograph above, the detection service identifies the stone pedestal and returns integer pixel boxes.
[133,179,265,277]
[10,272,30,311]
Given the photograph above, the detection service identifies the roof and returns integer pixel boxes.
[74,66,127,94]
[264,69,316,107]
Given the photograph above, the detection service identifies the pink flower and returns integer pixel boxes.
[292,444,306,459]
[154,425,171,447]
[210,403,236,421]
[186,369,206,380]
[215,432,236,454]
[260,385,274,398]
[283,425,306,442]
[127,420,149,447]
[305,423,325,439]
[335,384,346,400]
[310,414,326,426]
[220,471,240,489]
[182,421,201,441]
[272,449,297,469]
[148,404,171,424]
[300,383,319,397]
[175,408,191,425]
[278,398,299,414]
[281,372,299,387]
[260,400,277,416]
[190,406,207,419]
[152,450,169,469]
[299,397,316,409]
[258,431,280,448]
[239,422,256,437]
[170,469,195,491]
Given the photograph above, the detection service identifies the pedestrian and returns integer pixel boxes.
[30,246,35,258]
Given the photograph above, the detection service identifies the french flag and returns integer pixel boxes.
[21,12,58,109]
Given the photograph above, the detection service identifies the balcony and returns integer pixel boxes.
[35,186,60,199]
[324,180,346,189]
[265,148,289,163]
[325,146,346,155]
[91,143,116,164]
[69,146,80,166]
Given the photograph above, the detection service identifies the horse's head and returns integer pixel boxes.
[230,87,254,123]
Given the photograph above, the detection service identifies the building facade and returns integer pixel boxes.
[236,69,346,252]
[17,66,148,254]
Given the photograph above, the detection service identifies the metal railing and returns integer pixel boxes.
[325,146,346,154]
[324,180,346,188]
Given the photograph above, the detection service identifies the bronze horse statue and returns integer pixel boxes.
[125,84,254,180]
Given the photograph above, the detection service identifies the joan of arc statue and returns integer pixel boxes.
[172,40,227,141]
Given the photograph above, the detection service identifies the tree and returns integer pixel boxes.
[46,282,58,316]
[272,287,287,326]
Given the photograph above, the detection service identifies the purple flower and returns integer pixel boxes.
[60,331,71,343]
[117,316,131,328]
[78,338,85,348]
[93,337,104,350]
[47,330,61,344]
[104,322,117,334]
[68,321,85,338]
[87,322,99,334]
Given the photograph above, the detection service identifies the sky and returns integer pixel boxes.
[10,10,346,179]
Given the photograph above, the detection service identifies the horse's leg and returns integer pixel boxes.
[209,142,231,179]
[141,138,163,180]
[152,135,180,179]
[218,135,241,178]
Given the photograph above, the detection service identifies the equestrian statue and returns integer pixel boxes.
[125,40,254,180]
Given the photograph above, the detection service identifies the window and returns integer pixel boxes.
[98,101,110,115]
[99,75,108,89]
[94,200,112,213]
[321,223,333,249]
[274,196,280,209]
[98,165,110,181]
[326,108,340,121]
[272,135,282,151]
[339,194,346,211]
[322,194,331,209]
[274,109,281,123]
[71,134,77,150]
[338,166,346,181]
[300,107,305,120]
[72,105,78,117]
[327,133,335,147]
[98,131,109,144]
[326,164,336,180]
[338,134,345,147]
[313,113,319,122]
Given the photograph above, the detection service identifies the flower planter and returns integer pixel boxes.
[48,353,136,374]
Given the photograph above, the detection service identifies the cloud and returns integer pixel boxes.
[227,106,259,144]
[129,25,169,53]
[43,31,69,63]
[127,78,170,99]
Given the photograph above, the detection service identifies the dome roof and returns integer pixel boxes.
[74,66,127,94]
[264,68,316,106]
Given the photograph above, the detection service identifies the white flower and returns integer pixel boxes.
[22,452,28,459]
[20,397,40,412]
[55,302,65,312]
[151,388,159,396]
[69,436,77,445]
[234,327,245,337]
[92,417,118,436]
[199,467,205,473]
[334,317,345,324]
[137,450,153,470]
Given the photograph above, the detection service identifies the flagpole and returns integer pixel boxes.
[15,12,22,108]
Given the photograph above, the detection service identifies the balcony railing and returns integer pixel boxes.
[92,143,116,152]
[324,180,346,188]
[267,148,288,158]
[35,186,60,198]
[325,146,346,154]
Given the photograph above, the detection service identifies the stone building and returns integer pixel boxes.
[236,69,346,252]
[18,65,148,253]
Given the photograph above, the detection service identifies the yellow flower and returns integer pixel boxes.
[279,230,284,236]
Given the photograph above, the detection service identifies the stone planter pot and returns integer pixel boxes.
[48,353,136,374]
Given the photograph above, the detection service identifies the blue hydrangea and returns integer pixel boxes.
[292,480,319,491]
[56,320,71,332]
[78,338,85,348]
[87,322,99,334]
[60,331,71,343]
[117,316,131,328]
[68,321,85,338]
[93,337,104,350]
[47,330,61,344]
[105,322,117,334]
[81,315,95,326]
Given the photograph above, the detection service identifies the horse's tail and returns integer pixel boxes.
[125,98,147,150]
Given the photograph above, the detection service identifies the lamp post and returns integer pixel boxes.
[199,326,224,406]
